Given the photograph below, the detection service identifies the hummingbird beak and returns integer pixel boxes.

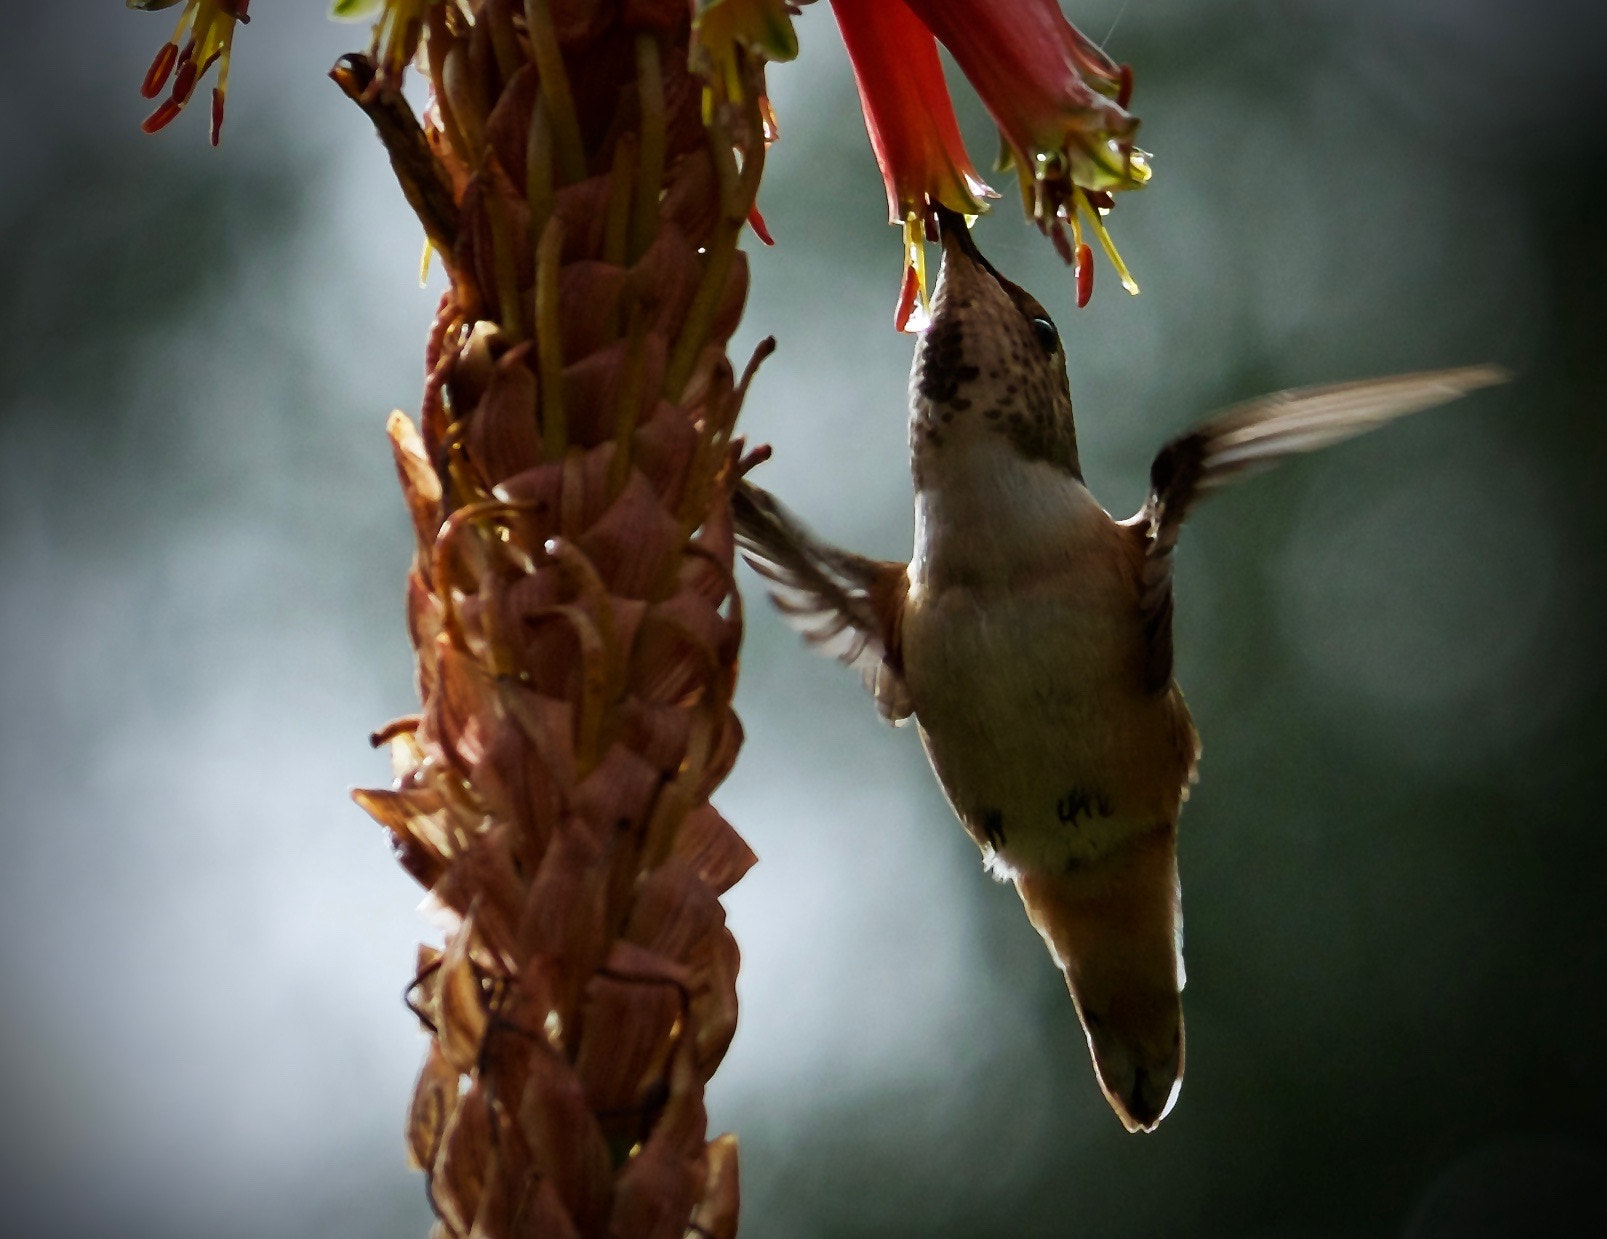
[934,205,999,282]
[930,205,1010,335]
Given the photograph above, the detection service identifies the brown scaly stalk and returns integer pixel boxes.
[330,2,773,1233]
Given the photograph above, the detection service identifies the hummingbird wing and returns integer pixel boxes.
[1130,365,1509,693]
[732,479,913,722]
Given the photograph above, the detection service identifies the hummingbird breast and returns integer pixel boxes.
[901,439,1196,879]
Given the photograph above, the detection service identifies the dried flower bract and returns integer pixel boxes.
[339,1,777,1233]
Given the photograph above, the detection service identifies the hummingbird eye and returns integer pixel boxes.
[1030,315,1059,354]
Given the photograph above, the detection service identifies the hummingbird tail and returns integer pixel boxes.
[1014,826,1186,1133]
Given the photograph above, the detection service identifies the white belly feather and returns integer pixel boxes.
[902,440,1189,877]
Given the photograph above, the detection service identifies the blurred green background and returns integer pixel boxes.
[2,2,1604,1236]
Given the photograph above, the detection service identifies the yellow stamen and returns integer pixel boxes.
[903,214,931,331]
[1076,190,1139,296]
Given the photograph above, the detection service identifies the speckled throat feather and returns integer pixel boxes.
[909,218,1083,484]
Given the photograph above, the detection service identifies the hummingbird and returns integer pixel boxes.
[733,208,1505,1132]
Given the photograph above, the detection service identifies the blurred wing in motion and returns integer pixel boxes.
[732,479,912,722]
[1131,365,1510,692]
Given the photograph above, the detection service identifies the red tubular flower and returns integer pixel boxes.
[830,0,993,331]
[133,0,251,146]
[905,0,1150,298]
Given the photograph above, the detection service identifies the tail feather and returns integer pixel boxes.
[1014,826,1185,1132]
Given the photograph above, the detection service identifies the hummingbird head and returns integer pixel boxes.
[909,208,1081,478]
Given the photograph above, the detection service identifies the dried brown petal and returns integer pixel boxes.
[432,1082,494,1236]
[407,1041,461,1174]
[671,804,757,896]
[516,1042,614,1233]
[688,924,741,1069]
[436,911,492,1074]
[513,818,611,991]
[574,971,682,1114]
[625,857,726,965]
[428,825,530,965]
[606,1036,707,1236]
[689,1133,741,1239]
[353,785,452,889]
[465,347,543,482]
[570,743,661,841]
[576,474,687,599]
[473,1145,584,1238]
[388,410,445,551]
[628,398,701,502]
